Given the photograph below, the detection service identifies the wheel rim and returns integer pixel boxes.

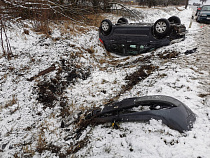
[155,21,167,33]
[102,21,109,32]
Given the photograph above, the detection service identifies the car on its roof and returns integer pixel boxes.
[99,16,186,55]
[196,5,210,23]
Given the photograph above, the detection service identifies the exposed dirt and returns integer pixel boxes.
[123,65,158,93]
[36,59,91,109]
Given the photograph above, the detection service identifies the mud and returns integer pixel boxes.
[36,60,91,108]
[123,65,158,92]
[158,50,180,59]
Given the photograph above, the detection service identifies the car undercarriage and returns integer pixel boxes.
[99,16,186,55]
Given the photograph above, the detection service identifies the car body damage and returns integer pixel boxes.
[85,95,196,133]
[99,16,186,55]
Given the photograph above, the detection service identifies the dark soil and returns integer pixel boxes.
[36,59,91,109]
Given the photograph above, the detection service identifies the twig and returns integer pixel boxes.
[0,17,13,59]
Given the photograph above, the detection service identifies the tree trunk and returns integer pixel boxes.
[185,0,189,9]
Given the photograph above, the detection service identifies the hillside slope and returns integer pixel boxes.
[0,6,210,158]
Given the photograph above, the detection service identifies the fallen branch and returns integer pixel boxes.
[27,64,56,81]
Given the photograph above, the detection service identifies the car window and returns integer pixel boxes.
[202,6,210,11]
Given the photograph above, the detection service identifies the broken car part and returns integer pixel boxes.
[84,95,196,133]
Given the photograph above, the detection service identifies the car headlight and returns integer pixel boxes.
[201,14,207,16]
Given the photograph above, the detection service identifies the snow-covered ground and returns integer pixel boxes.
[0,6,210,158]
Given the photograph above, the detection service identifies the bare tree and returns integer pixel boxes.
[185,0,189,9]
[0,18,13,60]
[200,0,207,4]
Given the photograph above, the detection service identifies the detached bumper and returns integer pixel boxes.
[85,95,196,133]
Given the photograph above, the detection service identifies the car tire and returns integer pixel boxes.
[154,18,171,39]
[117,18,128,24]
[168,16,181,24]
[100,19,112,36]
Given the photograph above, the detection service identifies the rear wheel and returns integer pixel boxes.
[154,18,171,39]
[117,18,128,24]
[100,19,112,36]
[168,16,181,24]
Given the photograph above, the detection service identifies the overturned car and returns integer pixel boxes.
[99,16,186,55]
[84,95,196,133]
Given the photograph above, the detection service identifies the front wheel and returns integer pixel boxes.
[100,19,112,36]
[153,18,171,39]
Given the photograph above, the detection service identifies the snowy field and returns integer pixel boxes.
[0,5,210,158]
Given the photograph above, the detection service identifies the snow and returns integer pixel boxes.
[0,5,210,158]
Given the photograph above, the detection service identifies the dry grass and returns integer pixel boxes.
[4,95,17,108]
[158,73,168,78]
[51,20,76,37]
[23,29,29,35]
[31,11,105,37]
[32,20,51,37]
[86,46,95,54]
[10,104,20,115]
[36,128,47,153]
[0,95,19,114]
[199,93,210,98]
[22,145,35,157]
[158,50,180,59]
[86,14,105,27]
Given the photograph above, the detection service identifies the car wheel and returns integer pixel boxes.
[117,18,128,24]
[154,18,171,39]
[100,19,112,36]
[168,16,181,24]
